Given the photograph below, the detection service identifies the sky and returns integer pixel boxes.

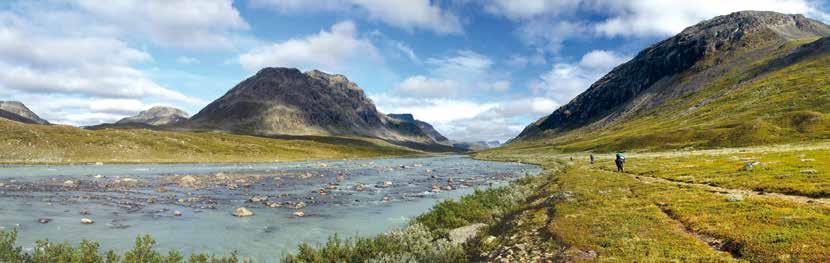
[1,0,828,142]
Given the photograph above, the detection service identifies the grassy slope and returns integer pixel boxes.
[475,143,830,262]
[0,119,417,164]
[510,39,830,153]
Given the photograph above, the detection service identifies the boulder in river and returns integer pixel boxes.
[38,218,51,224]
[233,207,254,217]
[63,180,77,187]
[81,218,94,224]
[174,211,183,216]
[177,175,199,188]
[249,196,268,203]
[293,211,305,217]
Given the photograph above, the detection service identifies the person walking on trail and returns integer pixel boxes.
[589,153,595,164]
[615,151,626,172]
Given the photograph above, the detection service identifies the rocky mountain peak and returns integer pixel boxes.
[0,100,49,124]
[116,106,189,126]
[387,114,415,122]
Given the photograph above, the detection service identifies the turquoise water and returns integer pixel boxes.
[0,155,540,262]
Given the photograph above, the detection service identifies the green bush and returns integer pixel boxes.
[0,230,244,263]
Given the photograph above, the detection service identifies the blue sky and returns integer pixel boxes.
[1,0,828,142]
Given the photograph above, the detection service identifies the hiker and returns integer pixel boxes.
[589,153,595,164]
[615,151,626,172]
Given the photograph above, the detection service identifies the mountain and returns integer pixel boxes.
[387,113,449,143]
[189,67,451,150]
[116,106,189,126]
[511,11,830,151]
[452,140,501,151]
[0,101,49,124]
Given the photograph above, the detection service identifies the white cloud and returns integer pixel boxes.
[484,0,581,20]
[395,76,462,98]
[591,0,827,37]
[531,50,628,104]
[394,41,419,63]
[72,0,249,49]
[238,21,381,72]
[373,94,557,142]
[251,0,463,34]
[426,50,493,81]
[0,5,206,126]
[517,19,588,53]
[351,0,463,34]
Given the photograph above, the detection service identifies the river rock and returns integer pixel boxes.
[177,175,199,188]
[448,223,487,244]
[38,218,51,224]
[249,196,268,203]
[174,211,183,216]
[293,211,305,217]
[293,202,306,209]
[63,180,77,187]
[233,207,254,217]
[376,181,393,188]
[81,218,94,224]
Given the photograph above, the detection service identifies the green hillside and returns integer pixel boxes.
[0,119,417,164]
[507,37,830,153]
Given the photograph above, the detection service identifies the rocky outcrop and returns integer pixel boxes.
[0,101,49,124]
[116,106,189,126]
[190,67,450,149]
[387,113,449,143]
[515,11,830,141]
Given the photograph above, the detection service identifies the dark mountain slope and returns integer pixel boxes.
[0,101,49,124]
[509,11,830,151]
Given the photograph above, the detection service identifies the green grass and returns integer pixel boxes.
[478,142,830,261]
[0,119,418,164]
[625,146,830,197]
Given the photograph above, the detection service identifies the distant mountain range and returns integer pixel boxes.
[116,106,189,126]
[511,11,830,151]
[0,68,458,152]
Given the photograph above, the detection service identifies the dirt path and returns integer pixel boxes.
[604,167,830,207]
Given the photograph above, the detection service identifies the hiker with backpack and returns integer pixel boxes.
[615,151,626,172]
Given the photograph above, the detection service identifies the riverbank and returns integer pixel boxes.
[0,119,420,165]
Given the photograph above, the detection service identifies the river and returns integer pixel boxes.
[0,155,540,262]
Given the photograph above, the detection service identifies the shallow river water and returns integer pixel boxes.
[0,155,540,262]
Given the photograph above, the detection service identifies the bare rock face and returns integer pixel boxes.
[0,101,49,124]
[116,106,189,126]
[190,67,447,147]
[514,11,830,141]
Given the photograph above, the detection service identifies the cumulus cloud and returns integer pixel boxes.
[395,76,462,98]
[531,50,629,104]
[238,21,381,72]
[393,50,511,98]
[250,0,463,34]
[374,94,558,142]
[72,0,249,49]
[0,4,206,126]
